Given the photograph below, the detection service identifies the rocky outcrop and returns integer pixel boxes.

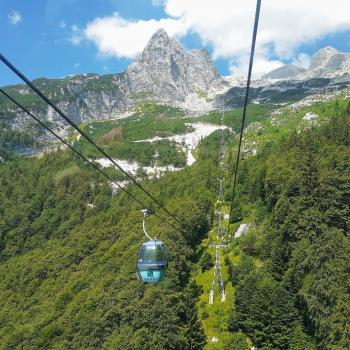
[299,47,350,80]
[215,76,350,109]
[234,224,249,238]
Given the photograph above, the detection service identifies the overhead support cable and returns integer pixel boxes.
[0,52,187,232]
[227,0,262,230]
[0,88,184,234]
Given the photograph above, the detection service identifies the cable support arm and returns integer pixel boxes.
[141,209,153,240]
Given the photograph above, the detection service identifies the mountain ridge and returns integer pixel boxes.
[0,28,224,131]
[262,45,350,80]
[2,30,350,128]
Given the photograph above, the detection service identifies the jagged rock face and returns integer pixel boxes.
[263,64,306,79]
[126,29,188,101]
[49,73,133,123]
[1,73,133,123]
[186,49,223,90]
[126,29,222,102]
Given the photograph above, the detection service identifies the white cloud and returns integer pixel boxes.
[74,62,80,68]
[163,0,350,58]
[84,12,188,58]
[82,0,350,76]
[8,10,21,25]
[69,35,82,45]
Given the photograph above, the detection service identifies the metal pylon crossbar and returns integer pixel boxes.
[209,244,227,304]
[217,177,225,203]
[215,209,226,239]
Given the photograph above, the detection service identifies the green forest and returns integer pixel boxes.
[0,97,349,349]
[224,111,350,350]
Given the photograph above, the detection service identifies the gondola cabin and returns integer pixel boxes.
[137,239,167,283]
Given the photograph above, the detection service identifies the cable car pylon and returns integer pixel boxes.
[214,209,226,240]
[217,177,225,203]
[208,108,228,304]
[209,244,227,304]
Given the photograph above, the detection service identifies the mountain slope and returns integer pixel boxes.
[1,88,350,349]
[2,31,350,159]
[0,136,221,349]
[305,46,350,78]
[226,111,350,350]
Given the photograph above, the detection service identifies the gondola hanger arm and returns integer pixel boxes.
[142,209,153,240]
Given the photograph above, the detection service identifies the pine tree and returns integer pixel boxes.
[290,325,316,350]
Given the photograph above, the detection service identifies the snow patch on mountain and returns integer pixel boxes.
[135,122,229,165]
[94,158,183,177]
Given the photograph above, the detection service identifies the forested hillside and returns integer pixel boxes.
[225,111,350,349]
[0,133,220,349]
[0,97,349,349]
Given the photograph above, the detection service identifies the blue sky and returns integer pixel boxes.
[1,0,165,85]
[1,0,350,86]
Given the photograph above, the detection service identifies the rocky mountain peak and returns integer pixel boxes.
[142,28,183,54]
[126,28,222,102]
[315,46,340,55]
[151,28,169,39]
[309,46,343,70]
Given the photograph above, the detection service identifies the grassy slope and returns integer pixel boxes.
[189,104,274,131]
[73,103,276,164]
